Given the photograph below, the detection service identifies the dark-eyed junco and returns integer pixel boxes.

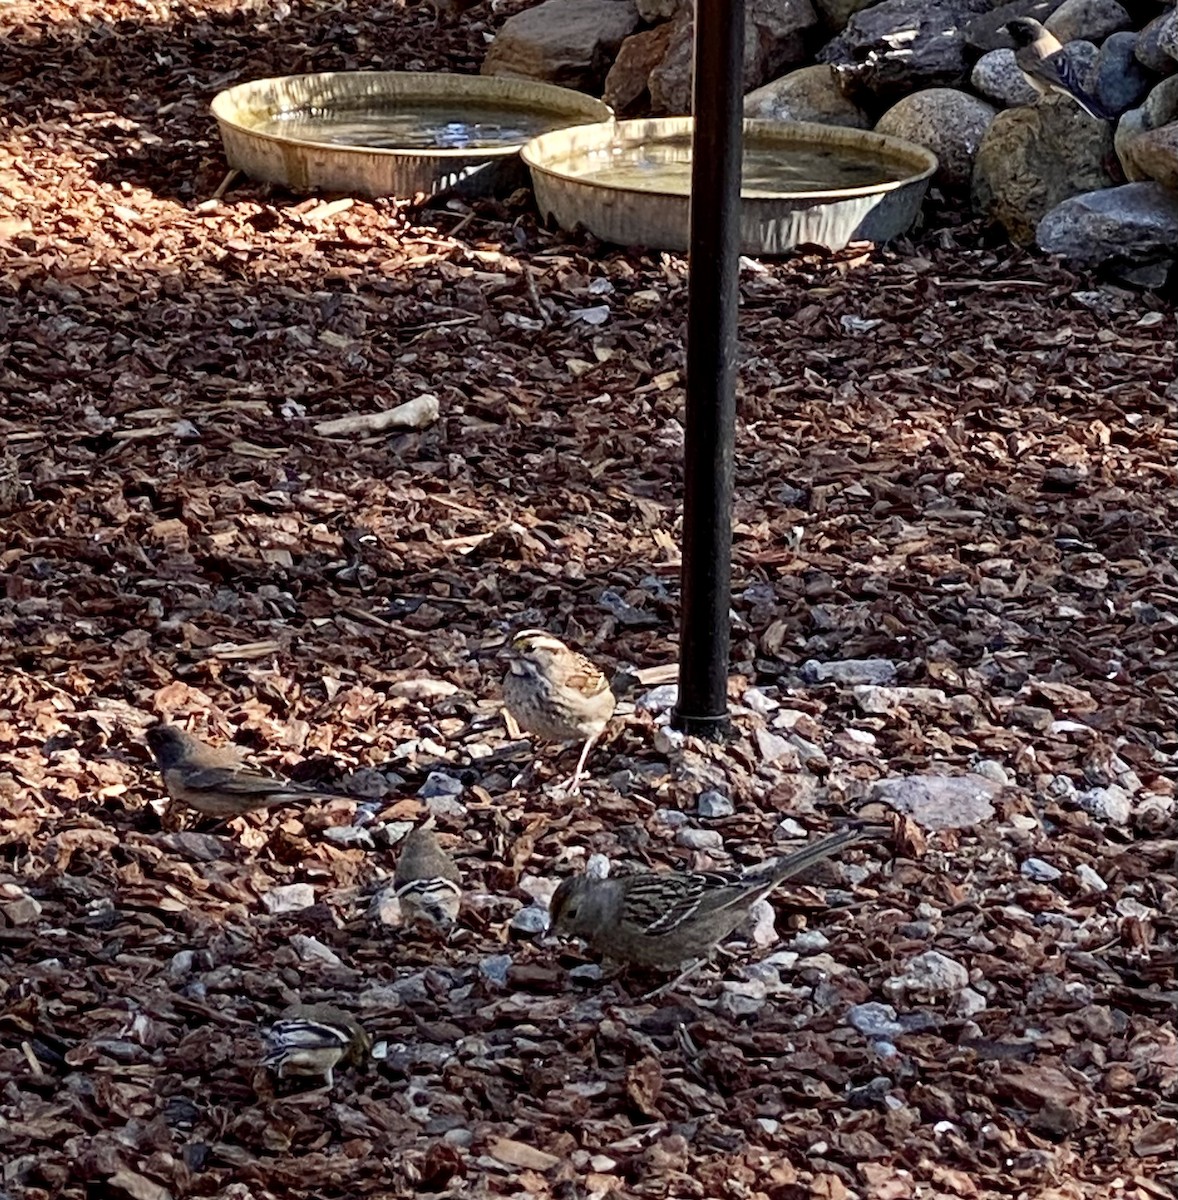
[548,825,887,972]
[261,1003,370,1088]
[145,724,342,818]
[1006,18,1114,120]
[501,630,616,794]
[393,823,462,931]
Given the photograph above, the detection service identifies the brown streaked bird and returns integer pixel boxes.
[548,825,886,973]
[393,823,463,931]
[1005,18,1114,120]
[501,629,617,794]
[261,1002,370,1089]
[145,724,342,819]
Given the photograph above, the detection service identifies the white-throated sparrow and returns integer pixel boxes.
[393,823,462,931]
[146,724,342,819]
[261,1002,370,1088]
[501,629,616,794]
[548,825,884,971]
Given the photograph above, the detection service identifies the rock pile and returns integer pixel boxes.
[483,0,1178,284]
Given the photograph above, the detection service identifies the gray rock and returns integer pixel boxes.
[654,806,690,827]
[800,656,897,685]
[419,770,464,799]
[479,954,513,987]
[1160,8,1178,63]
[848,1001,907,1038]
[698,790,735,819]
[887,949,969,998]
[1076,862,1109,891]
[425,794,468,819]
[956,987,988,1017]
[1091,32,1153,117]
[1136,10,1178,75]
[650,0,818,114]
[1075,783,1133,825]
[755,726,802,767]
[637,683,679,713]
[972,759,1011,786]
[870,773,999,830]
[744,65,872,128]
[1021,857,1063,882]
[971,47,1043,106]
[675,826,724,851]
[482,0,640,92]
[1037,182,1178,275]
[820,0,993,100]
[791,929,831,952]
[717,979,768,1019]
[972,97,1118,245]
[1044,0,1130,43]
[853,684,948,714]
[876,88,997,186]
[1119,77,1178,178]
[510,905,550,935]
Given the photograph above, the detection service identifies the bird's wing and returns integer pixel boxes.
[263,1017,352,1057]
[183,763,331,801]
[1036,50,1111,118]
[566,652,613,701]
[627,870,752,935]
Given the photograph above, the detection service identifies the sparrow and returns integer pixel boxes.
[145,724,342,819]
[261,1003,370,1089]
[548,825,885,972]
[393,823,462,931]
[1005,18,1115,120]
[501,630,616,794]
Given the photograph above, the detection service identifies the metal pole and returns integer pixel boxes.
[671,0,744,739]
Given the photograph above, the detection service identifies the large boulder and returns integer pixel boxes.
[1037,182,1178,280]
[1091,32,1154,117]
[876,88,997,184]
[743,64,872,127]
[1129,122,1178,188]
[820,0,994,102]
[1116,75,1178,178]
[649,0,818,114]
[604,23,676,115]
[1043,0,1131,43]
[1135,8,1177,74]
[972,96,1119,244]
[482,0,640,91]
[971,48,1041,106]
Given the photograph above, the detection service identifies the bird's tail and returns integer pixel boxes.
[1069,88,1116,121]
[759,823,890,889]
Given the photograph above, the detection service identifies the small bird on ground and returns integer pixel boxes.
[261,1003,370,1089]
[501,629,616,794]
[145,724,342,819]
[394,823,463,931]
[548,825,886,973]
[1005,18,1114,120]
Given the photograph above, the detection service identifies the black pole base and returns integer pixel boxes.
[669,709,734,741]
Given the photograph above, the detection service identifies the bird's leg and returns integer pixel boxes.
[555,735,597,796]
[323,1066,334,1088]
[641,958,706,1002]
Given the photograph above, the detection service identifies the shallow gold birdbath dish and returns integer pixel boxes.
[522,118,938,255]
[211,72,614,199]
